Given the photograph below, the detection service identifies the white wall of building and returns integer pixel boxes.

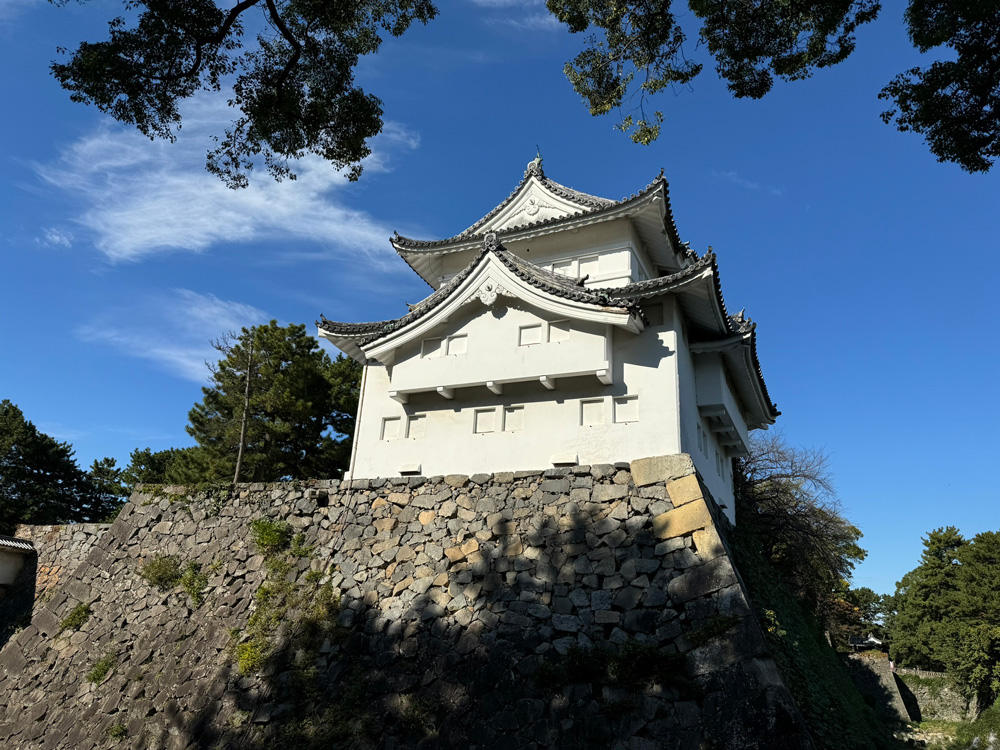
[350,297,683,479]
[674,311,740,521]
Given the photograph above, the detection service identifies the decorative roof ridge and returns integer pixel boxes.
[702,251,778,419]
[318,243,491,341]
[601,251,716,300]
[319,234,645,345]
[392,175,667,252]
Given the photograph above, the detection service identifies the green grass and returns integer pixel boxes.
[139,555,182,590]
[86,652,117,684]
[58,602,91,633]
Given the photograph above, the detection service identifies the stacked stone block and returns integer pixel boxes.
[0,455,812,749]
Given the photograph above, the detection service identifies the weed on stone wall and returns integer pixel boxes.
[86,652,116,684]
[139,555,182,590]
[180,562,209,607]
[250,518,295,557]
[58,602,91,633]
[106,722,127,741]
[233,517,342,677]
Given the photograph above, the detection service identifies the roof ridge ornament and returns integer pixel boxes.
[483,232,502,252]
[524,149,544,179]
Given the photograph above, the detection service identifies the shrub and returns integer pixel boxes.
[250,518,293,556]
[59,603,91,633]
[139,555,182,590]
[180,562,209,607]
[86,652,116,684]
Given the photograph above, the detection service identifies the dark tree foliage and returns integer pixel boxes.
[50,0,437,187]
[548,0,1000,172]
[178,321,360,483]
[0,400,120,534]
[879,2,1000,173]
[120,446,202,489]
[734,431,866,625]
[86,456,130,521]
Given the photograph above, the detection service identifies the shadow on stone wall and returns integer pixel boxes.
[0,461,813,750]
[897,676,921,723]
[0,552,37,651]
[844,655,910,724]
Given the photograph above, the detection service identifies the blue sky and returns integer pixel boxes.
[1,0,997,596]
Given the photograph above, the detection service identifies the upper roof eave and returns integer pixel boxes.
[392,170,680,256]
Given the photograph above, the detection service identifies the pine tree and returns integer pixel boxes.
[889,526,966,670]
[180,321,360,483]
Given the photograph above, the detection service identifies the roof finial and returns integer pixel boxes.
[525,148,544,179]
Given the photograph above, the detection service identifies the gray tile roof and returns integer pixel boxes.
[0,535,35,553]
[318,238,645,347]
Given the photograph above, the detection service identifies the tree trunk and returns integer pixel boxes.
[233,338,254,485]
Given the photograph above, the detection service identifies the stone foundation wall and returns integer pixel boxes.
[0,455,812,749]
[896,668,977,722]
[14,523,110,604]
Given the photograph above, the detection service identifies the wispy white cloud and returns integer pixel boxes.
[33,97,419,263]
[38,227,73,248]
[76,289,270,382]
[713,170,784,197]
[470,0,561,31]
[487,12,562,31]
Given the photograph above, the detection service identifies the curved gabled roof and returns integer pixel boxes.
[391,161,687,264]
[318,238,645,352]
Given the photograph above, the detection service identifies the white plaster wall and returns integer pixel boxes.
[350,298,682,479]
[0,549,26,586]
[389,303,610,393]
[674,312,737,521]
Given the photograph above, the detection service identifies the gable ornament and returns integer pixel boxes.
[474,280,510,307]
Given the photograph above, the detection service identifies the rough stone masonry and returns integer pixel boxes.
[0,454,813,749]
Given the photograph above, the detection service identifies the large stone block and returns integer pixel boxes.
[692,526,726,562]
[630,454,695,487]
[667,556,738,603]
[665,475,704,508]
[652,498,713,540]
